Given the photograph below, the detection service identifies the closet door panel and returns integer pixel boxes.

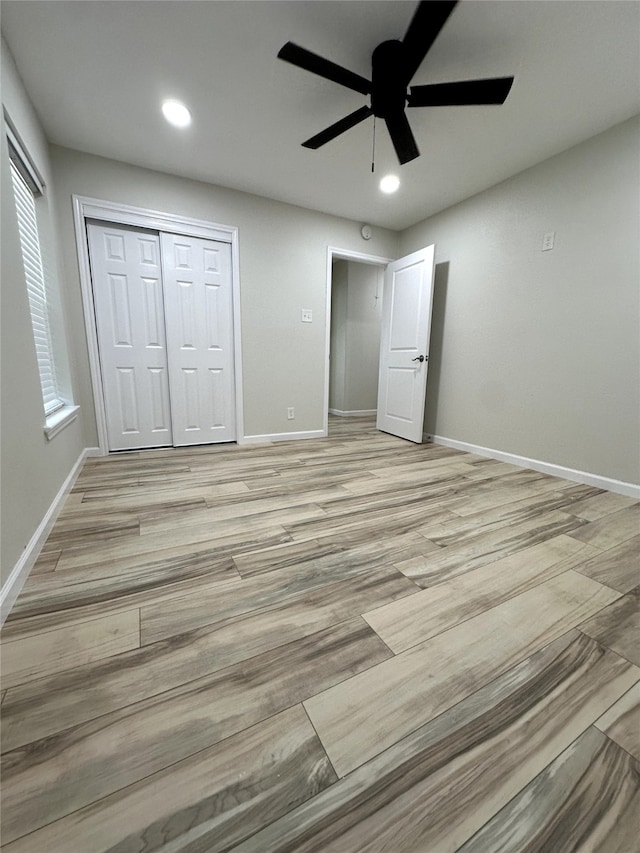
[161,234,235,445]
[88,223,172,450]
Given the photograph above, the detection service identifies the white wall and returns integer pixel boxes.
[400,116,640,486]
[1,41,84,586]
[49,145,399,444]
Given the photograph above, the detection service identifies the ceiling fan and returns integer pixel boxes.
[277,0,514,165]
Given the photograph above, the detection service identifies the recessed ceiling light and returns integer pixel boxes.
[379,174,400,194]
[161,99,191,128]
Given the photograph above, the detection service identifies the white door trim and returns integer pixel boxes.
[324,246,394,437]
[72,195,244,453]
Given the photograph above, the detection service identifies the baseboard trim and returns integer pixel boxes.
[239,429,326,445]
[329,409,377,417]
[426,433,640,499]
[0,447,92,625]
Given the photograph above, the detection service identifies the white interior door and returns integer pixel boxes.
[376,245,436,443]
[88,222,173,451]
[161,233,236,445]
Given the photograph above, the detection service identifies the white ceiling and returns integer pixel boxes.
[2,1,639,231]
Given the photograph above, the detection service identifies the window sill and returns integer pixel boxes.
[44,404,80,440]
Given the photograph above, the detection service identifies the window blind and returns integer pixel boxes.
[9,158,63,415]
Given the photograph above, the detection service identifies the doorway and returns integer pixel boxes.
[324,244,436,443]
[324,248,392,437]
[329,258,384,423]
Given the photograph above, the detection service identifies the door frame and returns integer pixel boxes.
[323,246,394,437]
[72,195,244,454]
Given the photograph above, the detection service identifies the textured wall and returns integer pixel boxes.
[49,146,399,442]
[400,116,640,484]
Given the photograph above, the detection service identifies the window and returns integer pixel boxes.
[7,124,78,437]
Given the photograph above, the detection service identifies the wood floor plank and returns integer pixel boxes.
[55,506,321,571]
[44,513,140,544]
[232,530,433,581]
[0,527,299,641]
[10,538,245,617]
[417,483,600,548]
[575,534,640,593]
[0,618,390,843]
[243,469,380,494]
[61,491,85,508]
[304,572,620,777]
[29,549,60,575]
[235,633,639,853]
[2,567,409,750]
[53,505,321,572]
[1,546,247,631]
[82,494,210,519]
[365,535,596,653]
[580,586,640,666]
[0,572,232,644]
[457,458,526,479]
[458,726,640,853]
[451,475,584,517]
[60,494,207,520]
[75,467,282,498]
[367,462,543,488]
[316,483,465,518]
[131,453,291,476]
[76,480,249,506]
[0,610,140,689]
[396,510,587,587]
[142,552,418,644]
[2,705,337,853]
[287,500,458,545]
[138,486,348,534]
[566,491,639,522]
[296,447,449,472]
[337,463,473,497]
[567,503,640,550]
[595,681,640,760]
[202,481,352,505]
[232,537,345,578]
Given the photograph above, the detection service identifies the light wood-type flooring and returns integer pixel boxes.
[1,416,639,851]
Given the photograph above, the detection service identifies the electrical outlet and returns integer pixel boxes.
[542,231,555,251]
[287,407,295,419]
[301,309,312,323]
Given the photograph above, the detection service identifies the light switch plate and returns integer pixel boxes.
[301,309,313,323]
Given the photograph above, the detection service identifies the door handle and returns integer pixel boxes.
[412,355,426,363]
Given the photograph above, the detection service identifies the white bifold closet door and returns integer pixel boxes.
[88,223,172,450]
[88,222,235,451]
[160,233,235,446]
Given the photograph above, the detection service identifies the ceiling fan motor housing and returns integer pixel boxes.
[371,40,408,118]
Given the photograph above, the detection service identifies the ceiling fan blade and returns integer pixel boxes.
[384,111,420,165]
[408,76,515,107]
[401,0,458,84]
[302,106,373,149]
[278,42,371,96]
